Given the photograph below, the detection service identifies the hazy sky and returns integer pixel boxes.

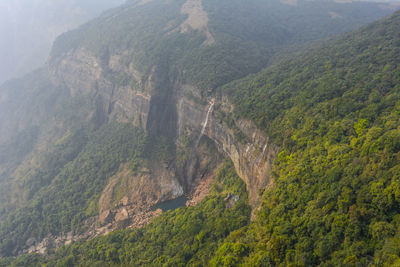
[0,0,125,85]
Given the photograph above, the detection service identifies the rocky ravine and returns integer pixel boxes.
[175,84,279,206]
[45,0,278,210]
[25,40,278,255]
[50,44,279,209]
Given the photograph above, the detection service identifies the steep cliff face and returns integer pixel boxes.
[4,0,399,257]
[49,48,152,129]
[206,100,279,206]
[39,0,399,212]
[48,44,276,208]
[174,84,278,206]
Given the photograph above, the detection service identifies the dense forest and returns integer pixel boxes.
[0,161,250,266]
[0,123,147,256]
[1,0,391,258]
[217,11,400,266]
[50,0,392,92]
[0,0,400,266]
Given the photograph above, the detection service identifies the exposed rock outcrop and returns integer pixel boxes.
[180,0,215,45]
[26,30,279,254]
[98,162,183,224]
[175,85,278,206]
[50,48,152,129]
[49,45,278,207]
[206,99,279,206]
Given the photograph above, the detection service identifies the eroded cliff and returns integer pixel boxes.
[48,42,278,212]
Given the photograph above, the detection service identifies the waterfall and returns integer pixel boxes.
[196,101,214,146]
[187,100,215,185]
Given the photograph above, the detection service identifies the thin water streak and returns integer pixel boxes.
[187,100,215,183]
[196,100,214,146]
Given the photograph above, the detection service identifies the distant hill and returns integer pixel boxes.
[0,0,125,85]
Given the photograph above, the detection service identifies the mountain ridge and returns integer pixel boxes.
[2,8,400,263]
[0,0,399,263]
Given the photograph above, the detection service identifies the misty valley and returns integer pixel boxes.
[0,0,400,266]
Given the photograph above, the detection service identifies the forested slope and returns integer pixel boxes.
[50,0,394,93]
[3,6,400,267]
[216,10,400,266]
[0,0,393,258]
[0,0,399,265]
[0,161,250,266]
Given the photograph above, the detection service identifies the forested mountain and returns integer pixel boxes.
[0,0,399,266]
[218,10,400,266]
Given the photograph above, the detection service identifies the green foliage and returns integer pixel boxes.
[215,109,249,144]
[217,10,400,266]
[144,134,175,163]
[0,127,39,168]
[0,254,44,267]
[0,0,398,263]
[50,0,391,93]
[0,123,147,257]
[213,160,247,198]
[1,162,250,266]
